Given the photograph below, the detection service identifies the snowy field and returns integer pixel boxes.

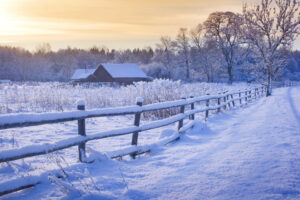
[0,82,299,199]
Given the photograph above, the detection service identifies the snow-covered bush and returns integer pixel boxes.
[0,80,249,118]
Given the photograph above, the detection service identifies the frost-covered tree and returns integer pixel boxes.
[35,43,52,55]
[204,12,243,84]
[153,36,174,78]
[243,0,300,96]
[175,28,191,79]
[190,24,223,82]
[155,36,174,78]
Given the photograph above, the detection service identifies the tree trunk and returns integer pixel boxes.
[207,73,211,82]
[186,60,190,79]
[228,65,233,84]
[205,66,210,82]
[266,71,272,97]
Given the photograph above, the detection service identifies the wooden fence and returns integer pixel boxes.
[0,86,266,196]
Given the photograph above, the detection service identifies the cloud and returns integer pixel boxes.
[8,0,244,23]
[1,0,262,50]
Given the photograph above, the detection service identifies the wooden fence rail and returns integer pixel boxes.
[0,86,265,163]
[0,86,265,196]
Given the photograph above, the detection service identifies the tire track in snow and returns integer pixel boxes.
[287,87,300,129]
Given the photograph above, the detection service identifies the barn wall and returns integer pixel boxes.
[87,66,114,82]
[114,77,149,84]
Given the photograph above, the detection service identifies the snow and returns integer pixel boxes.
[140,114,185,131]
[76,100,85,106]
[0,117,194,195]
[101,63,147,78]
[0,105,141,128]
[136,97,143,104]
[123,87,299,200]
[142,99,186,112]
[0,80,251,115]
[0,113,189,163]
[71,69,97,80]
[1,86,299,199]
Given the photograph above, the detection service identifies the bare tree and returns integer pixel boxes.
[155,36,174,78]
[190,24,205,51]
[190,24,219,82]
[204,11,243,84]
[175,28,191,79]
[190,24,207,80]
[243,0,300,96]
[35,43,52,55]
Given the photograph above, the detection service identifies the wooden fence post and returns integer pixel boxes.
[77,100,86,162]
[190,95,195,120]
[223,91,227,110]
[245,90,248,104]
[265,86,267,95]
[131,97,143,159]
[231,94,235,107]
[227,94,231,108]
[249,90,252,101]
[239,90,242,105]
[217,93,221,113]
[205,93,210,121]
[178,97,186,130]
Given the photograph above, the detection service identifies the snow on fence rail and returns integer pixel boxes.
[0,86,266,196]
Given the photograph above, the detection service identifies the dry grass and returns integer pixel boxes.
[0,79,249,118]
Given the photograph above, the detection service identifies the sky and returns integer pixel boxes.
[0,0,299,51]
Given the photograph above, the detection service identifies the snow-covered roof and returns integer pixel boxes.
[0,80,11,83]
[71,64,148,80]
[71,69,97,80]
[101,63,147,78]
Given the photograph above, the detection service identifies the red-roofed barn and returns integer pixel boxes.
[71,63,151,84]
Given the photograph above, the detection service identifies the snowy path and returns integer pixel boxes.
[110,87,300,200]
[4,87,300,200]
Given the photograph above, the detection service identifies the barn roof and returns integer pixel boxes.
[71,69,97,80]
[71,63,148,81]
[100,63,147,78]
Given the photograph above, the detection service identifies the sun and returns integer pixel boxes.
[0,2,32,37]
[0,13,18,37]
[0,13,9,28]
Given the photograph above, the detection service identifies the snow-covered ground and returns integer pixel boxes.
[1,86,300,199]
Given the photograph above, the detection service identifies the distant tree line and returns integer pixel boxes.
[0,0,299,95]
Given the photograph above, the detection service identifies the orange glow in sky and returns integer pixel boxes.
[0,0,298,50]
